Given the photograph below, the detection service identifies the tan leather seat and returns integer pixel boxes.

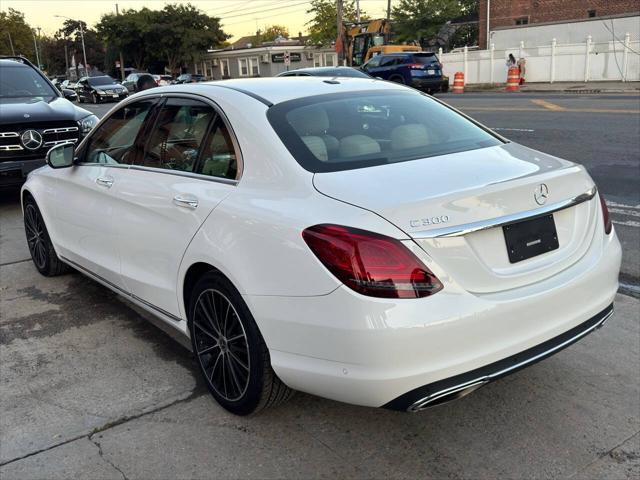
[338,135,381,158]
[288,106,339,157]
[390,124,431,150]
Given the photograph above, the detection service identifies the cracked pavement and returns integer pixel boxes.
[1,181,639,478]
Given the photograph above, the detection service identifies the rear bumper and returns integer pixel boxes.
[411,77,444,91]
[384,303,613,411]
[245,227,621,409]
[0,158,45,187]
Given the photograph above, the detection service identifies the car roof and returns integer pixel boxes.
[0,59,29,67]
[150,77,410,106]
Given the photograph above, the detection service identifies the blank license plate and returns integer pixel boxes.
[112,94,119,98]
[502,214,559,263]
[427,69,435,75]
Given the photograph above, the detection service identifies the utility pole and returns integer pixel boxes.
[336,0,343,65]
[32,29,41,69]
[64,41,69,77]
[486,0,491,49]
[356,0,360,23]
[79,22,88,74]
[7,32,15,55]
[116,3,125,81]
[386,0,391,20]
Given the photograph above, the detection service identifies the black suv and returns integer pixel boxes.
[361,52,447,93]
[0,56,98,187]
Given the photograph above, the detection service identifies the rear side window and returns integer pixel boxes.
[379,56,398,67]
[199,117,238,180]
[138,98,214,173]
[267,90,502,173]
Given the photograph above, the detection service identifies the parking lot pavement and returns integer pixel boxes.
[1,186,639,478]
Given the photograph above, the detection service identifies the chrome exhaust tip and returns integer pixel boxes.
[407,379,488,412]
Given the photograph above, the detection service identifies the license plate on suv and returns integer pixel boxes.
[503,214,559,263]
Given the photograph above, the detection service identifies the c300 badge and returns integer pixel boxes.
[409,215,450,228]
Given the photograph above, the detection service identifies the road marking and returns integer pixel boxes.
[491,127,535,132]
[613,220,640,227]
[607,201,640,209]
[458,107,639,114]
[609,207,640,217]
[531,99,567,111]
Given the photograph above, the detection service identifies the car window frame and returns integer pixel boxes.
[130,93,244,185]
[75,96,162,169]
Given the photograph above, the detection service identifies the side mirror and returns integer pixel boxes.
[62,88,78,101]
[46,143,75,169]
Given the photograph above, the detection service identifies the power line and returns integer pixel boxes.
[219,1,309,20]
[223,6,310,26]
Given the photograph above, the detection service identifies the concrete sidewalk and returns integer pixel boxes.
[462,81,640,94]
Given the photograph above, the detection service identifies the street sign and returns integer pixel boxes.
[115,61,121,68]
[271,52,301,63]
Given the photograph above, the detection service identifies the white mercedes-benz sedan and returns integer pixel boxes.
[22,78,621,415]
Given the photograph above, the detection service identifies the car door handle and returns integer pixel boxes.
[96,176,114,188]
[173,194,198,209]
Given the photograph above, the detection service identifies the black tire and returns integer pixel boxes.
[390,75,405,84]
[188,272,293,415]
[23,197,70,277]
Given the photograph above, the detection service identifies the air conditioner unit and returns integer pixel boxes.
[305,52,314,60]
[211,58,219,67]
[260,54,270,63]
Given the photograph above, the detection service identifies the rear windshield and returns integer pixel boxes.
[89,76,115,86]
[267,90,502,173]
[413,53,438,63]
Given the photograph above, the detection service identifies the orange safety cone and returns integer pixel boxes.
[506,67,520,92]
[452,72,464,93]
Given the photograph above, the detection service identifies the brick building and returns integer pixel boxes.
[479,0,640,48]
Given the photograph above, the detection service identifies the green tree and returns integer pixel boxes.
[97,8,156,71]
[0,8,36,61]
[392,0,475,46]
[306,0,364,46]
[151,4,228,75]
[261,25,290,42]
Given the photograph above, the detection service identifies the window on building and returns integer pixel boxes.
[238,58,249,77]
[313,53,338,68]
[249,57,259,76]
[588,9,596,18]
[515,17,529,25]
[220,59,230,78]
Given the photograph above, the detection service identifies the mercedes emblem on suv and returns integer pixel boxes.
[20,130,43,151]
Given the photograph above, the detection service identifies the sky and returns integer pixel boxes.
[2,0,395,41]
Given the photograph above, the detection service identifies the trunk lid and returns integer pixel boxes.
[312,143,598,293]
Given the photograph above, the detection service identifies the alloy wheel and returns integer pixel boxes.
[192,289,250,402]
[24,204,47,270]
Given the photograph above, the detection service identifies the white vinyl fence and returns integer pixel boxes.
[440,34,640,84]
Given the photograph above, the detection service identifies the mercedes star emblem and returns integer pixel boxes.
[20,130,43,151]
[534,183,549,206]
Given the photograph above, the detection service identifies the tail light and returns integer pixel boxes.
[598,191,612,234]
[302,224,443,298]
[408,64,426,69]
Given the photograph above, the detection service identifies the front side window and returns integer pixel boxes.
[238,58,249,76]
[138,98,214,173]
[267,90,502,173]
[88,76,116,86]
[363,56,381,70]
[82,99,156,165]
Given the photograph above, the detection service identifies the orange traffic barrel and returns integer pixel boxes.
[506,67,520,92]
[452,72,464,93]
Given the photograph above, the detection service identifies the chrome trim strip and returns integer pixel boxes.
[411,186,597,239]
[0,145,23,151]
[128,165,239,186]
[409,307,613,411]
[0,132,19,138]
[43,126,79,134]
[59,255,183,322]
[44,139,78,147]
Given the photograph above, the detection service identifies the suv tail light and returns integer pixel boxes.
[408,64,426,70]
[302,224,443,298]
[598,191,612,234]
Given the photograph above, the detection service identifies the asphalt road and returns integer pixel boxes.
[0,92,638,479]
